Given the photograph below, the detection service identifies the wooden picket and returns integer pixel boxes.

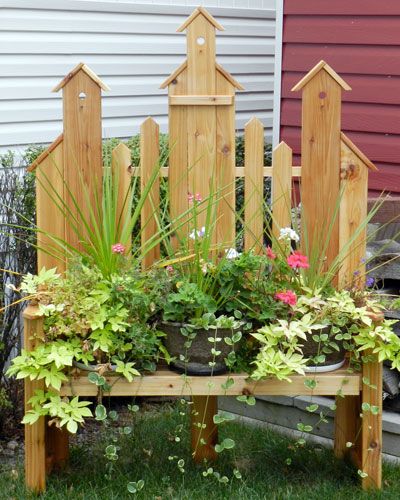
[25,6,382,494]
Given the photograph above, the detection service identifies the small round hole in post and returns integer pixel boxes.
[78,92,87,100]
[319,91,327,99]
[196,36,205,46]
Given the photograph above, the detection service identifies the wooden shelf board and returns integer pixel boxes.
[60,368,361,397]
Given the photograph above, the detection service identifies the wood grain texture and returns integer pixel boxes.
[168,66,188,246]
[338,138,369,288]
[244,117,264,252]
[170,95,233,106]
[60,368,361,397]
[62,69,103,251]
[140,117,160,268]
[24,308,46,493]
[215,70,235,246]
[334,395,359,460]
[298,69,342,271]
[361,359,382,490]
[112,142,132,253]
[187,16,216,232]
[272,142,292,239]
[35,141,66,272]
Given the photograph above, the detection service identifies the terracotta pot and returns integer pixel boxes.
[161,321,240,376]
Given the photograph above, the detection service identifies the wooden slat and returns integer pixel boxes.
[112,143,132,252]
[60,369,361,397]
[272,142,293,239]
[140,117,160,268]
[35,140,66,272]
[334,395,359,460]
[244,117,264,252]
[338,137,369,288]
[169,95,233,106]
[138,166,302,178]
[191,395,218,463]
[215,70,235,246]
[24,307,46,493]
[361,358,382,490]
[62,68,103,252]
[296,65,342,272]
[168,66,188,245]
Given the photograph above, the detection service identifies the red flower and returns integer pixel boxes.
[275,290,297,306]
[287,251,309,269]
[265,246,276,260]
[112,243,126,254]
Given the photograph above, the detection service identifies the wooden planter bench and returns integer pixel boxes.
[24,305,382,493]
[23,6,383,494]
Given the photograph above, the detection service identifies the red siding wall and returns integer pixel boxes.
[280,0,400,193]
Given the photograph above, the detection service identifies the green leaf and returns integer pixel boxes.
[221,377,234,391]
[95,404,107,421]
[306,404,319,413]
[304,379,317,390]
[221,438,235,449]
[88,372,99,384]
[66,419,78,434]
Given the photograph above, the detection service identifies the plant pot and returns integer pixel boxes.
[161,321,240,376]
[302,326,346,373]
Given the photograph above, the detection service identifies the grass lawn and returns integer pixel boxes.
[1,402,399,500]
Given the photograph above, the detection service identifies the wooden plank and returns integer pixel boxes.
[24,307,46,493]
[170,95,233,106]
[244,117,264,252]
[61,68,103,252]
[296,66,343,272]
[215,70,235,247]
[168,66,188,246]
[338,137,369,288]
[271,142,292,239]
[137,166,302,179]
[112,143,132,252]
[187,15,217,232]
[140,117,160,268]
[334,395,359,460]
[35,140,66,272]
[361,359,382,490]
[60,369,361,397]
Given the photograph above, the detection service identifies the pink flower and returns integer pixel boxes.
[188,192,202,203]
[166,265,174,273]
[265,246,276,260]
[112,243,126,254]
[287,251,309,269]
[275,290,297,306]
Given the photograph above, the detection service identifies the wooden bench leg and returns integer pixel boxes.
[334,395,359,460]
[191,396,218,463]
[25,380,46,493]
[360,359,382,490]
[47,426,70,471]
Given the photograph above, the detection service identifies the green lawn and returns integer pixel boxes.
[1,403,399,500]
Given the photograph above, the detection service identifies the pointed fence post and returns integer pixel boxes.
[292,61,351,270]
[244,117,264,252]
[140,117,160,268]
[272,142,293,240]
[53,63,109,251]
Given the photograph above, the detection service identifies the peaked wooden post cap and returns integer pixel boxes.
[177,6,224,32]
[341,132,378,171]
[291,60,351,92]
[52,63,110,93]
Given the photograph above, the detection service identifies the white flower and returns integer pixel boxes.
[279,227,299,243]
[225,248,241,260]
[189,226,206,240]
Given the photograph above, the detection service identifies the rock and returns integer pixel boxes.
[7,440,18,451]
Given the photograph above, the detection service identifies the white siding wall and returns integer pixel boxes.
[0,0,277,153]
